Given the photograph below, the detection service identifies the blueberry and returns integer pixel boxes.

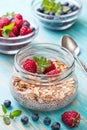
[9,17,14,21]
[30,27,35,32]
[70,5,79,11]
[31,113,39,121]
[4,100,11,108]
[45,14,54,20]
[43,117,51,126]
[22,22,30,27]
[63,2,69,6]
[48,12,55,16]
[21,115,29,124]
[51,122,60,130]
[67,10,72,14]
[61,12,67,15]
[37,8,44,13]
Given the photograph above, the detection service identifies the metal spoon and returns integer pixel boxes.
[61,35,87,73]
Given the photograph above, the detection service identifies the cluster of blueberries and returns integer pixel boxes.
[37,2,79,16]
[4,99,60,130]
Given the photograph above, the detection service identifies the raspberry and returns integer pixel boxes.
[14,14,23,20]
[11,18,23,29]
[62,111,80,127]
[26,28,32,34]
[20,26,32,36]
[9,32,16,37]
[22,58,37,73]
[46,69,60,75]
[44,60,56,73]
[11,25,19,36]
[0,13,35,38]
[0,17,10,28]
[0,29,2,36]
[22,20,30,27]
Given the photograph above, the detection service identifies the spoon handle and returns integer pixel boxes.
[75,55,87,73]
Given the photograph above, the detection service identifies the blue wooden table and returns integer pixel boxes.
[0,0,87,130]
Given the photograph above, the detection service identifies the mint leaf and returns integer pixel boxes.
[41,0,62,15]
[42,0,56,13]
[2,30,10,38]
[0,104,22,125]
[33,56,51,73]
[55,2,62,16]
[41,0,49,7]
[62,6,70,13]
[2,23,14,38]
[3,116,11,125]
[2,12,15,18]
[2,105,7,114]
[9,110,22,119]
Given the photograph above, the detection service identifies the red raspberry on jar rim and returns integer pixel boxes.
[46,69,60,75]
[44,60,56,74]
[22,58,37,73]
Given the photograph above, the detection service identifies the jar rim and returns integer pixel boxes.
[14,43,75,81]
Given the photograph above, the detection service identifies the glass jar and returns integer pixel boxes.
[31,0,82,30]
[10,43,78,111]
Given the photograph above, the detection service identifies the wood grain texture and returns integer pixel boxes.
[0,0,87,130]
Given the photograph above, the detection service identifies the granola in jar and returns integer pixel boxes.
[10,43,78,111]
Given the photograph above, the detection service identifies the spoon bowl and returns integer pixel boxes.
[61,35,87,73]
[61,35,80,56]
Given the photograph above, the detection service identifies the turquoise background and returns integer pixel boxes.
[0,0,87,130]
